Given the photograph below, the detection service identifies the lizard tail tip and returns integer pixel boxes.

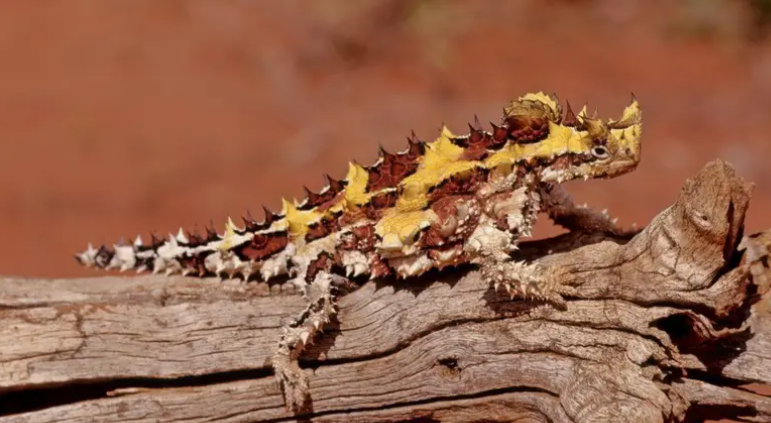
[74,243,99,268]
[73,253,87,266]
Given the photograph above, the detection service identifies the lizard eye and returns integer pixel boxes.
[591,146,609,159]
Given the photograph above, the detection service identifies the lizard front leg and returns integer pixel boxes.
[539,182,635,236]
[272,258,356,412]
[465,216,579,309]
[480,256,578,309]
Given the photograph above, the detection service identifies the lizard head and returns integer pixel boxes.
[566,96,643,181]
[500,93,642,184]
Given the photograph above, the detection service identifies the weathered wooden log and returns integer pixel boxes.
[1,159,770,422]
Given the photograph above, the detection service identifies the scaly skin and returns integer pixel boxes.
[75,92,643,412]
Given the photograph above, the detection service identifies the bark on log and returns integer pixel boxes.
[1,159,771,422]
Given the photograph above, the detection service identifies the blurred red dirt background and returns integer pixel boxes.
[0,0,770,280]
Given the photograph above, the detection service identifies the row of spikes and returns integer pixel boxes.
[268,93,625,220]
[80,233,265,279]
[79,140,362,264]
[430,97,585,150]
[94,208,277,255]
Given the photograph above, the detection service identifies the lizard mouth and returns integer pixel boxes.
[606,159,639,176]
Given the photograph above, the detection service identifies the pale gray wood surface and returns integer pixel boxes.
[1,160,770,422]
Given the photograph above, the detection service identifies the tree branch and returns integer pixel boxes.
[1,159,769,422]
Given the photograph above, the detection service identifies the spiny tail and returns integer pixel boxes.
[74,212,292,280]
[75,227,217,276]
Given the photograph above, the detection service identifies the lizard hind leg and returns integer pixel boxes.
[272,266,355,412]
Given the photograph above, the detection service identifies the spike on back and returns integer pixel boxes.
[261,206,282,228]
[325,174,347,194]
[364,135,425,192]
[242,210,260,232]
[563,101,577,127]
[186,230,205,247]
[405,131,426,158]
[205,223,219,242]
[150,233,164,249]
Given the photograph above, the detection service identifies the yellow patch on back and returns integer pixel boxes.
[343,162,374,207]
[485,121,585,169]
[375,208,438,253]
[218,216,239,251]
[397,125,480,211]
[281,198,322,237]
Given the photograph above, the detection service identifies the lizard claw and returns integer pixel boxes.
[483,260,579,310]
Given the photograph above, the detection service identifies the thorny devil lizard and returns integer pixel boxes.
[75,92,642,412]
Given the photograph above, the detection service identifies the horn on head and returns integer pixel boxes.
[578,115,609,138]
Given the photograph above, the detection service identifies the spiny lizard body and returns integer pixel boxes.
[75,92,642,412]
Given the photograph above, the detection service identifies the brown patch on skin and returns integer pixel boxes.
[314,192,345,212]
[362,190,398,219]
[369,254,392,278]
[365,145,423,192]
[340,224,377,252]
[94,245,114,268]
[569,153,594,167]
[337,208,366,228]
[325,174,347,194]
[297,176,347,211]
[240,210,261,233]
[505,114,549,144]
[297,186,332,211]
[204,225,220,243]
[533,152,593,175]
[241,206,283,232]
[422,195,480,248]
[184,231,206,247]
[512,164,530,187]
[135,255,156,273]
[234,231,289,261]
[406,133,426,158]
[455,129,490,160]
[177,253,206,276]
[547,155,571,172]
[502,95,562,144]
[305,252,334,283]
[305,214,341,242]
[490,123,508,149]
[146,233,166,251]
[459,144,489,161]
[304,222,329,242]
[452,117,507,157]
[428,167,488,203]
[517,152,587,174]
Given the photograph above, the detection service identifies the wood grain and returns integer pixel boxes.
[1,160,770,422]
